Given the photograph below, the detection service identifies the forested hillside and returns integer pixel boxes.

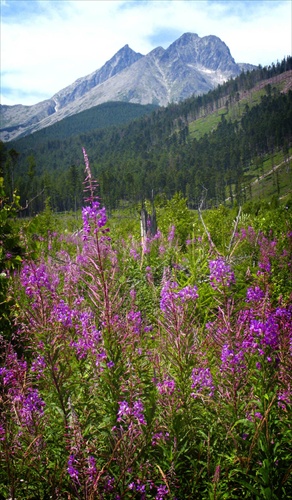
[1,57,292,214]
[0,101,158,142]
[1,61,292,500]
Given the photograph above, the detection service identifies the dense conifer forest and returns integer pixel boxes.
[1,56,292,213]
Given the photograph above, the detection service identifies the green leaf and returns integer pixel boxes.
[236,479,259,495]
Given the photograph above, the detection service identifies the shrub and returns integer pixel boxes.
[1,153,291,499]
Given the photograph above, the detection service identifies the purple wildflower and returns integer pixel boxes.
[160,280,179,313]
[221,344,245,374]
[127,309,142,335]
[87,455,97,482]
[263,316,279,350]
[0,424,5,441]
[246,286,265,303]
[177,284,199,302]
[255,412,262,419]
[209,257,235,289]
[151,431,170,446]
[23,389,45,414]
[156,378,176,395]
[160,281,198,313]
[53,300,76,327]
[278,390,291,409]
[212,465,220,483]
[31,355,46,379]
[0,350,27,389]
[191,367,215,398]
[18,389,46,427]
[248,318,279,354]
[133,399,146,425]
[156,484,169,499]
[67,454,79,481]
[168,225,176,243]
[105,476,115,492]
[130,246,140,260]
[257,234,277,274]
[129,479,147,494]
[71,309,102,358]
[117,401,131,422]
[145,266,153,283]
[82,202,107,240]
[20,262,59,298]
[117,399,146,425]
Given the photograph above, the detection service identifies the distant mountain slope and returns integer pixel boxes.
[2,59,291,214]
[52,44,143,110]
[0,33,255,142]
[2,101,158,143]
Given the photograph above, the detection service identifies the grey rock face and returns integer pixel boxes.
[53,45,143,109]
[0,33,255,141]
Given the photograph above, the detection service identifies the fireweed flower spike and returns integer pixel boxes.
[87,455,97,482]
[220,344,246,375]
[117,399,146,425]
[67,454,79,481]
[246,286,265,303]
[2,146,292,497]
[18,388,46,427]
[156,377,176,395]
[160,281,198,314]
[168,225,176,243]
[209,257,235,290]
[191,367,215,398]
[81,147,107,241]
[156,484,169,499]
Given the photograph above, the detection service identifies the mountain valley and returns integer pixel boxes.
[0,33,255,141]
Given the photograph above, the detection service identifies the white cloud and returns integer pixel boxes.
[0,0,291,105]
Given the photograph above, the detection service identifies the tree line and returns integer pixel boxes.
[1,57,291,214]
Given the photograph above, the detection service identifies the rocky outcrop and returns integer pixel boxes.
[0,33,255,141]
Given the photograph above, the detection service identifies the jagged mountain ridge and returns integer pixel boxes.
[53,44,143,110]
[0,33,255,141]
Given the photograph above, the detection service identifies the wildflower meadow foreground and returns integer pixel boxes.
[0,151,291,499]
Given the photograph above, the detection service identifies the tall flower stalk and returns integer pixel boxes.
[0,162,291,498]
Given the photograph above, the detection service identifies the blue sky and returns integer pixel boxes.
[1,0,291,106]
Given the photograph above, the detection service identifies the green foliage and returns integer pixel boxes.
[14,101,159,143]
[1,197,292,498]
[1,59,292,495]
[0,177,23,338]
[4,57,292,213]
[156,193,193,246]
